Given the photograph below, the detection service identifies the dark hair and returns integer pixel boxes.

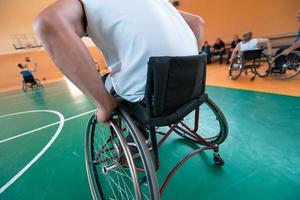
[17,63,24,69]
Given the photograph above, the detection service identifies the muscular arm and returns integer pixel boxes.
[257,38,272,56]
[229,43,241,63]
[179,10,205,51]
[283,40,300,55]
[33,0,117,122]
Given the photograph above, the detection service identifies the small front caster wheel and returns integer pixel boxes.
[214,155,224,166]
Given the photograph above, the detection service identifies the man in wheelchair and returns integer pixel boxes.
[34,0,204,122]
[272,9,300,74]
[228,32,273,80]
[18,63,42,91]
[35,1,230,199]
[229,31,272,64]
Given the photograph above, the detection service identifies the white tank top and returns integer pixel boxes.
[240,39,258,52]
[81,0,198,102]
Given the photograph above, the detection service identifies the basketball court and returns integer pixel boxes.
[0,0,299,200]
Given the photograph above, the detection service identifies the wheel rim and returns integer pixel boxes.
[229,57,242,79]
[272,52,300,79]
[253,53,271,77]
[174,98,228,145]
[85,114,158,200]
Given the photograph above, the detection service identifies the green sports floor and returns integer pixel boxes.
[0,80,299,200]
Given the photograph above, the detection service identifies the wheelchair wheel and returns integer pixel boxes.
[253,53,271,78]
[174,97,228,145]
[33,79,43,89]
[22,81,28,92]
[85,108,159,200]
[271,51,300,80]
[229,57,243,80]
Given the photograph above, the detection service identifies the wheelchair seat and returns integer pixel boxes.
[122,53,207,127]
[242,49,264,60]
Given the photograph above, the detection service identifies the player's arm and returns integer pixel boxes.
[179,10,205,51]
[229,42,241,63]
[257,38,272,56]
[33,0,118,122]
[282,40,300,55]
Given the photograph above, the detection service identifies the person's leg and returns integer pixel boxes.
[207,51,212,64]
[227,51,232,64]
[211,52,218,63]
[219,51,223,64]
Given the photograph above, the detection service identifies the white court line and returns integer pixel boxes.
[0,110,64,194]
[0,109,95,194]
[64,109,95,122]
[0,109,95,144]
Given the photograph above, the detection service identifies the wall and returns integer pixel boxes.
[178,0,299,43]
[0,47,107,92]
[1,0,298,53]
[0,0,95,54]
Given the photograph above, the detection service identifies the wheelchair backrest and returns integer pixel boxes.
[242,49,264,60]
[20,71,35,83]
[145,53,206,117]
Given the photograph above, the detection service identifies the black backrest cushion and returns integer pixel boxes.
[146,53,206,117]
[243,49,263,60]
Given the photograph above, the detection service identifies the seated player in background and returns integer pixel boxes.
[229,32,272,63]
[34,0,205,122]
[201,41,212,64]
[18,63,36,82]
[211,38,225,64]
[282,9,300,56]
[272,9,300,73]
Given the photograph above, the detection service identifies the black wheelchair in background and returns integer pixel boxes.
[229,49,271,81]
[85,53,228,200]
[20,72,43,92]
[271,50,300,80]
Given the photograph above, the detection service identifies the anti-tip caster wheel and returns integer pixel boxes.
[214,154,224,167]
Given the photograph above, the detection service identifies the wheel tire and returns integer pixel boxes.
[35,79,44,89]
[22,81,27,92]
[229,57,243,80]
[254,53,271,78]
[173,97,228,145]
[271,51,300,80]
[85,108,159,200]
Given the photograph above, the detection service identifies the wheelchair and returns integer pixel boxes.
[229,49,271,81]
[271,50,300,80]
[85,53,228,200]
[21,72,43,92]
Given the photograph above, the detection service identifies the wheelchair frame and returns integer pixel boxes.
[85,54,228,200]
[22,75,43,92]
[229,49,271,81]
